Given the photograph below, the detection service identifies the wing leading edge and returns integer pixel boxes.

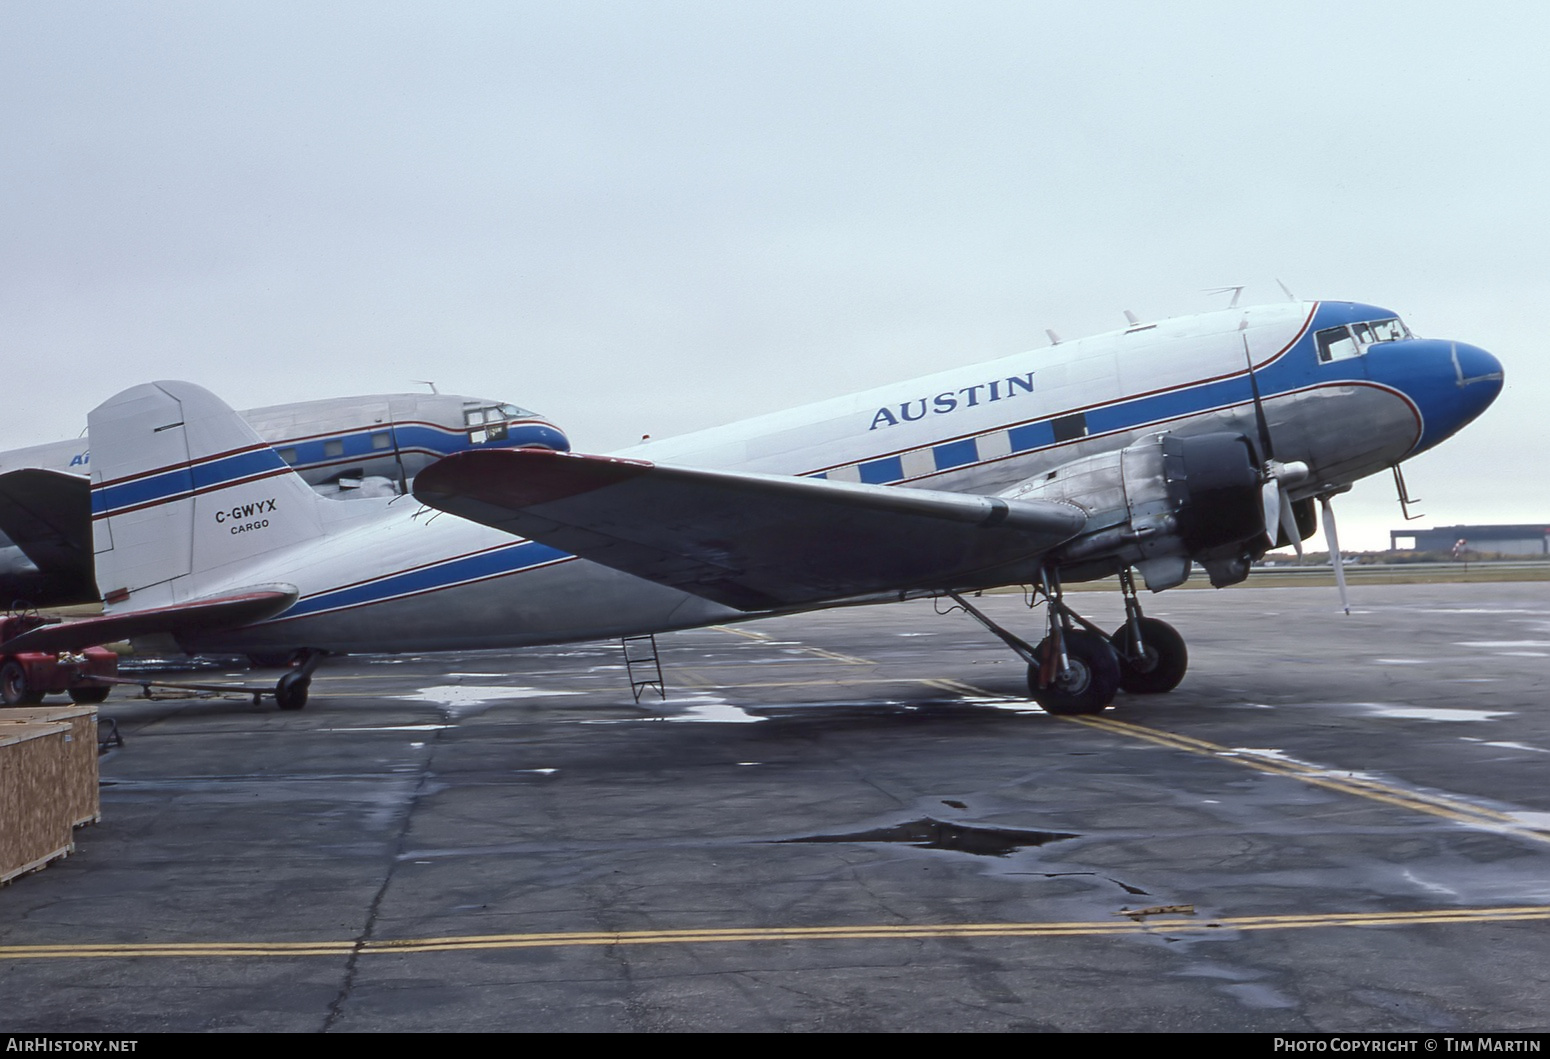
[413,449,1086,610]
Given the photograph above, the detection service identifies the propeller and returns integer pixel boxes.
[1242,325,1349,611]
[1241,329,1309,555]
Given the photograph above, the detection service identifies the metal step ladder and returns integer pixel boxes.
[621,634,666,702]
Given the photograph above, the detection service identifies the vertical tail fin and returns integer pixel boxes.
[90,381,331,609]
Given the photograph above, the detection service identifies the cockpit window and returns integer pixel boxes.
[1316,317,1413,362]
[1317,327,1361,362]
[465,405,511,444]
[1368,318,1410,342]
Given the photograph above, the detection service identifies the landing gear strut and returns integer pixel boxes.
[945,565,1189,715]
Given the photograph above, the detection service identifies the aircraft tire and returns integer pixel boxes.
[1111,618,1188,695]
[2,661,43,706]
[275,673,310,711]
[69,686,111,705]
[1027,630,1120,715]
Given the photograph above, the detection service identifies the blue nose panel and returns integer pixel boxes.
[1364,340,1503,455]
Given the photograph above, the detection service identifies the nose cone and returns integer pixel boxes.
[1453,342,1505,405]
[1399,339,1504,454]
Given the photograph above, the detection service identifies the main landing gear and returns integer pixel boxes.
[947,567,1188,715]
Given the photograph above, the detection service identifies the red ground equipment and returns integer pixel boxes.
[0,609,117,706]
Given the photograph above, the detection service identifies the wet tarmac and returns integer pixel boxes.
[1,582,1547,1032]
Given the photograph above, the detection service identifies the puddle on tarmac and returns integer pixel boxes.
[1453,640,1550,649]
[1351,702,1513,722]
[782,817,1078,857]
[399,685,580,706]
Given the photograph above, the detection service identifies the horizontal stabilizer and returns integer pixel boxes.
[2,587,297,654]
[0,469,96,605]
[413,449,1085,610]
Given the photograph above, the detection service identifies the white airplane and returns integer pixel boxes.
[2,299,1503,715]
[0,392,568,605]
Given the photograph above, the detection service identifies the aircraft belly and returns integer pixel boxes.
[183,558,743,656]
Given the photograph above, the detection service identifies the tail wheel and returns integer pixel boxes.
[2,661,42,706]
[1110,618,1188,694]
[275,672,310,711]
[1027,629,1120,715]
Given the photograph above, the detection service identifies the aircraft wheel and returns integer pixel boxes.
[1027,630,1120,715]
[1111,618,1188,694]
[275,673,310,711]
[69,685,111,705]
[2,661,42,706]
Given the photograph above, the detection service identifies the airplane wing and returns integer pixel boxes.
[0,468,97,605]
[413,449,1086,610]
[1,588,298,654]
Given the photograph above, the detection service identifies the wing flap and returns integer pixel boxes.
[413,450,1085,609]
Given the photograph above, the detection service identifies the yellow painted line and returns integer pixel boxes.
[920,677,1027,699]
[711,626,872,666]
[704,632,1548,846]
[672,677,946,691]
[1072,716,1550,846]
[710,625,772,642]
[792,647,874,666]
[5,905,1548,961]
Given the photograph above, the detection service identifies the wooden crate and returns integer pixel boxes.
[0,704,100,826]
[0,722,75,884]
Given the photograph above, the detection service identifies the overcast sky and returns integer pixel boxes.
[1,1,1543,549]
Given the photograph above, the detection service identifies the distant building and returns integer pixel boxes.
[1389,524,1550,556]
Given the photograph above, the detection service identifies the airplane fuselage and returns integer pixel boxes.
[0,391,569,605]
[158,300,1502,659]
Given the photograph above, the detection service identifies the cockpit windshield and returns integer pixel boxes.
[465,404,523,443]
[1316,317,1413,363]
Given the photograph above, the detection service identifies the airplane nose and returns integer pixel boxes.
[1451,342,1505,418]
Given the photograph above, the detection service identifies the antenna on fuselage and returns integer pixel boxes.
[1045,329,1062,346]
[1205,285,1245,309]
[413,380,439,395]
[1276,278,1297,302]
[1123,310,1140,325]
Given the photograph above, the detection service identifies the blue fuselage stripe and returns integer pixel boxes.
[277,540,571,620]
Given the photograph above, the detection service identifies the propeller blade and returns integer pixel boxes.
[1278,489,1303,559]
[1242,332,1275,461]
[1319,495,1351,615]
[1261,481,1281,545]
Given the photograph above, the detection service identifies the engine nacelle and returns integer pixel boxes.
[1000,431,1271,590]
